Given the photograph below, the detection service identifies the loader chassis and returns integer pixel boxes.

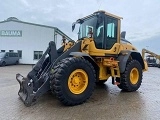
[16,10,148,106]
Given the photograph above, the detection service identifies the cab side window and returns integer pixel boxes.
[94,16,104,49]
[107,19,117,38]
[105,17,118,49]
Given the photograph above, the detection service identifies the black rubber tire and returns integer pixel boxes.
[50,57,96,106]
[117,60,142,92]
[15,61,19,65]
[1,61,6,66]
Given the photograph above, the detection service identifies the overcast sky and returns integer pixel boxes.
[1,0,160,52]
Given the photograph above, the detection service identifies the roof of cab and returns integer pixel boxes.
[79,10,123,21]
[94,10,123,19]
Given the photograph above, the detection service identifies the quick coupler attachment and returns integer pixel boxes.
[16,73,36,107]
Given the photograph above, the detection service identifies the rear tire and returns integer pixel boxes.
[15,61,19,65]
[1,61,6,66]
[117,60,142,91]
[50,57,96,106]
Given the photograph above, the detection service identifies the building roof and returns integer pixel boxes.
[0,17,73,41]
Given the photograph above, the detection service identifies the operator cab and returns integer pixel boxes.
[72,11,122,50]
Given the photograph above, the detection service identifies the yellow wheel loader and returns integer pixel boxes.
[16,10,148,106]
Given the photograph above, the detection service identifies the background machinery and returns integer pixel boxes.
[16,10,148,106]
[146,55,157,67]
[142,48,160,67]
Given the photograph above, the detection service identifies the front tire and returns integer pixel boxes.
[15,61,19,65]
[50,57,96,106]
[117,60,142,91]
[1,61,6,66]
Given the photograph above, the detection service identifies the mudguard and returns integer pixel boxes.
[70,52,99,79]
[69,52,98,69]
[117,50,145,73]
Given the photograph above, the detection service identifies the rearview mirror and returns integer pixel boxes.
[72,22,76,31]
[72,19,84,31]
[121,31,126,39]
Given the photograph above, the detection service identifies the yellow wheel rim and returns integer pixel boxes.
[130,68,139,85]
[68,69,88,94]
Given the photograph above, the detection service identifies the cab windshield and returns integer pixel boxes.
[73,13,118,50]
[78,15,104,41]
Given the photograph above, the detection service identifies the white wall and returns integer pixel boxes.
[0,21,55,64]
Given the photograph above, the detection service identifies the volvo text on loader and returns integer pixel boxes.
[16,10,148,106]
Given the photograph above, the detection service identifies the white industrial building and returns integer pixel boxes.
[0,17,72,64]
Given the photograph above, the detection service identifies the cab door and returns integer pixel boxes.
[93,15,120,55]
[104,16,118,50]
